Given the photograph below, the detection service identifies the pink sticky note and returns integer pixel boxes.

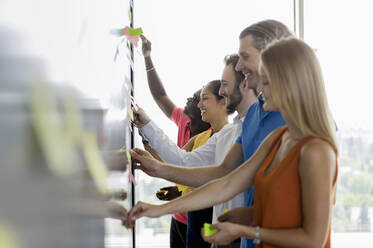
[129,171,137,186]
[123,26,139,47]
[128,165,137,186]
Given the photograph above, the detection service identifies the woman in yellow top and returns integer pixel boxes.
[142,79,234,248]
[178,78,232,247]
[129,38,338,248]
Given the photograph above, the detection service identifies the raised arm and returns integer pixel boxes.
[141,35,175,118]
[127,128,280,226]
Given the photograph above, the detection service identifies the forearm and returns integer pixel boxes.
[241,226,325,248]
[141,121,215,166]
[144,57,168,102]
[161,175,233,214]
[157,163,231,188]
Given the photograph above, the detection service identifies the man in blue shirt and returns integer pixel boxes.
[232,19,292,248]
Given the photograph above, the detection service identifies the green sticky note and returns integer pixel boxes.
[126,148,131,163]
[204,223,218,236]
[128,27,143,36]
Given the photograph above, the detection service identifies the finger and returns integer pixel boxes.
[132,147,147,155]
[129,149,140,161]
[201,228,214,244]
[210,223,220,230]
[128,202,147,221]
[140,34,147,42]
[217,213,228,222]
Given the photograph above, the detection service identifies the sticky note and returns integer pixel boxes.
[128,27,142,36]
[0,225,19,248]
[177,184,188,192]
[128,119,133,132]
[204,223,218,236]
[30,82,77,176]
[125,148,131,163]
[127,106,134,121]
[129,170,137,186]
[82,131,108,194]
[158,189,168,195]
[223,209,229,214]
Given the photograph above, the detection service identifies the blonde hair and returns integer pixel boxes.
[260,38,338,152]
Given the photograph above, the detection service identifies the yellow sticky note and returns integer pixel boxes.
[30,82,77,176]
[204,223,218,237]
[176,184,188,192]
[127,106,134,121]
[223,209,229,214]
[0,225,19,248]
[82,131,108,194]
[63,93,83,144]
[158,189,168,195]
[125,148,131,163]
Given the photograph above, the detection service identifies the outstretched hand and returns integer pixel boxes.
[201,222,244,246]
[105,201,129,226]
[140,35,152,58]
[130,148,161,177]
[126,201,164,228]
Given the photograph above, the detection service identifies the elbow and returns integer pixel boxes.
[302,233,328,248]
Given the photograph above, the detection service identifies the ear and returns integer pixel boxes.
[238,80,247,93]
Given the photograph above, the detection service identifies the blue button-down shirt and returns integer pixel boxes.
[236,96,286,248]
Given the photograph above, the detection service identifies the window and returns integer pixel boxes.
[304,1,373,246]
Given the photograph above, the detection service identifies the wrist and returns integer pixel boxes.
[154,160,165,177]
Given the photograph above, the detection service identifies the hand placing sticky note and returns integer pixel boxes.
[204,223,218,237]
[128,27,143,36]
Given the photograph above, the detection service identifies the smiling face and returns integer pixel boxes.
[235,35,261,92]
[219,64,242,112]
[197,84,227,123]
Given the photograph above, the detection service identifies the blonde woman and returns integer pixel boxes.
[129,38,338,248]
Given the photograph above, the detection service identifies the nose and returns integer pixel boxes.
[218,85,225,96]
[235,58,243,71]
[197,99,202,109]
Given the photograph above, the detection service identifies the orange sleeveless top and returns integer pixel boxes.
[253,126,338,248]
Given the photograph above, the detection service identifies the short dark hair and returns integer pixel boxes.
[205,80,235,115]
[224,54,245,88]
[239,20,293,51]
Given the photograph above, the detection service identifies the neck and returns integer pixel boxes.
[236,90,258,118]
[284,117,305,141]
[209,116,228,134]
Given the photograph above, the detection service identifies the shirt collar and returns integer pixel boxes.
[258,93,264,105]
[233,114,245,124]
